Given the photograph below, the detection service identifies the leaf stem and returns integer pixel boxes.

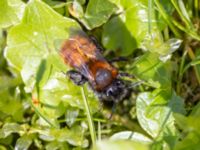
[81,87,96,145]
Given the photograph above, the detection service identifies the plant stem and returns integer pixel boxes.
[187,47,200,84]
[81,87,96,145]
[164,26,169,40]
[176,50,187,94]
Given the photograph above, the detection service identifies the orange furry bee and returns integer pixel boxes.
[60,30,130,104]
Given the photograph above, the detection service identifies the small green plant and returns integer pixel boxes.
[0,0,200,149]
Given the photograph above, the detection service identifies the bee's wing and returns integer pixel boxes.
[54,38,94,79]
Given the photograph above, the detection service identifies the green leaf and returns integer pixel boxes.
[0,123,24,138]
[68,0,84,19]
[129,52,171,88]
[65,107,79,127]
[191,101,200,116]
[0,89,24,122]
[82,0,118,29]
[42,0,68,16]
[136,90,182,148]
[0,75,22,90]
[102,16,137,56]
[0,134,13,146]
[102,0,163,56]
[15,135,32,150]
[168,93,186,115]
[175,102,200,134]
[110,131,152,144]
[5,0,98,124]
[0,145,7,150]
[142,38,182,62]
[174,132,200,150]
[93,140,149,150]
[5,0,79,72]
[173,102,200,150]
[69,0,118,29]
[35,126,88,147]
[0,0,25,28]
[45,141,69,150]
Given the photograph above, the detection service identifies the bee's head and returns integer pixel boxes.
[97,79,130,103]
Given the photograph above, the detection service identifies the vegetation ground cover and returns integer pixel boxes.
[0,0,200,149]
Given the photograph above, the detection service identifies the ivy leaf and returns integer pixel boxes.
[5,0,79,73]
[65,107,79,127]
[0,0,25,28]
[69,0,118,29]
[68,0,84,19]
[33,126,88,147]
[175,102,200,134]
[129,52,172,88]
[45,141,69,150]
[110,131,152,144]
[0,89,24,122]
[102,0,163,56]
[0,123,25,138]
[93,140,149,150]
[5,0,98,126]
[142,38,182,62]
[173,102,200,150]
[15,135,32,150]
[136,90,184,148]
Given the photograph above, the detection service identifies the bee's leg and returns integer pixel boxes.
[108,102,117,119]
[108,57,128,63]
[66,70,87,85]
[109,57,133,78]
[89,35,104,52]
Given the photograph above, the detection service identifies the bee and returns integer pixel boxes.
[60,30,131,105]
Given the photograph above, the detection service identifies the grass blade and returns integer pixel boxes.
[81,87,96,145]
[154,0,181,37]
[27,97,57,128]
[171,0,192,29]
